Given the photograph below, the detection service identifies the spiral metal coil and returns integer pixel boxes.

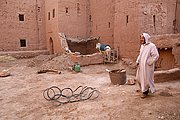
[43,86,100,105]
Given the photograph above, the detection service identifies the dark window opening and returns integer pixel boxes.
[126,15,129,24]
[19,14,24,21]
[153,15,156,27]
[108,22,111,28]
[48,12,50,20]
[89,15,92,21]
[77,3,80,14]
[20,39,26,47]
[66,7,69,13]
[53,9,55,18]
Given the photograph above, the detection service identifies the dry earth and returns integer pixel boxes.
[0,55,180,120]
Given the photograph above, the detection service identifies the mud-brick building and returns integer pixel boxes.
[45,0,90,54]
[0,0,46,52]
[0,0,180,68]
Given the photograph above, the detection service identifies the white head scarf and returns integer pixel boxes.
[142,33,151,44]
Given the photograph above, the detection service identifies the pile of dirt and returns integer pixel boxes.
[27,54,57,67]
[0,55,17,62]
[39,54,74,71]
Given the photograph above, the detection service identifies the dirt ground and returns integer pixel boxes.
[0,55,180,120]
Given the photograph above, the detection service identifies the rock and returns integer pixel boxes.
[0,70,10,77]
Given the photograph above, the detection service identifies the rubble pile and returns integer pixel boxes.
[40,54,74,71]
[28,54,74,71]
[27,54,57,67]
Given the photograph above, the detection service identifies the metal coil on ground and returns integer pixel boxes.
[43,86,100,105]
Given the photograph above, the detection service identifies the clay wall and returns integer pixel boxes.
[138,0,177,35]
[0,0,179,64]
[114,0,140,60]
[89,0,114,47]
[114,0,178,60]
[45,0,60,54]
[45,0,90,54]
[0,0,46,51]
[175,0,180,33]
[58,0,89,38]
[151,34,180,69]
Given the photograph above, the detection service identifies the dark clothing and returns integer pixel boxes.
[100,44,110,51]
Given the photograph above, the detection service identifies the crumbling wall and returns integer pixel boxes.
[66,37,99,55]
[156,48,175,70]
[0,0,46,51]
[114,0,177,61]
[69,53,104,66]
[172,42,180,67]
[151,34,180,69]
[139,0,177,35]
[175,0,180,33]
[154,68,180,83]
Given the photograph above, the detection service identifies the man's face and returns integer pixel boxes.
[140,35,145,44]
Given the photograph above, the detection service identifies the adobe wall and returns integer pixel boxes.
[0,0,46,51]
[45,0,90,54]
[58,0,90,38]
[175,0,180,32]
[45,0,61,54]
[89,0,114,47]
[151,34,180,69]
[114,0,140,60]
[114,0,178,61]
[138,0,177,35]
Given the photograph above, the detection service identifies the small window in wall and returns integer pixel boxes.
[89,15,92,21]
[66,7,69,13]
[19,14,24,21]
[77,3,80,14]
[48,12,50,20]
[126,15,129,24]
[53,9,55,18]
[20,39,26,47]
[153,15,156,27]
[108,22,111,28]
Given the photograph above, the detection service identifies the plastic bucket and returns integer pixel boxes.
[109,69,126,85]
[73,63,80,72]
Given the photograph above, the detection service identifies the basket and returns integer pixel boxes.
[109,69,126,85]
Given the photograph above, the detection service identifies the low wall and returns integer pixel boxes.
[0,50,49,58]
[69,53,104,66]
[154,68,180,83]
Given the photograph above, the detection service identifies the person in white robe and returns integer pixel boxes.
[136,33,159,98]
